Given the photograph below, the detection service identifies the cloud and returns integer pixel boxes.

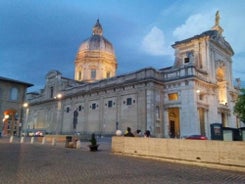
[141,26,169,56]
[173,13,212,40]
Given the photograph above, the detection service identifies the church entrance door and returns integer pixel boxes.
[168,108,180,138]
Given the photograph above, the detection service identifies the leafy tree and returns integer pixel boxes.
[234,88,245,123]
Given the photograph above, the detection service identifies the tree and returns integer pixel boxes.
[234,88,245,123]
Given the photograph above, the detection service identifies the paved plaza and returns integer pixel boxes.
[0,137,245,184]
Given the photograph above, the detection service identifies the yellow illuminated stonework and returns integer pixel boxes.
[168,93,178,101]
[74,19,117,82]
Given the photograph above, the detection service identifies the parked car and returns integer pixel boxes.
[185,135,208,140]
[23,129,46,137]
[35,131,44,137]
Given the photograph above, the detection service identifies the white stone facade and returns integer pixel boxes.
[25,14,241,138]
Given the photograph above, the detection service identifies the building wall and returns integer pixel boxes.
[59,80,154,135]
[112,136,245,172]
[25,61,239,138]
[25,22,240,138]
[0,78,32,136]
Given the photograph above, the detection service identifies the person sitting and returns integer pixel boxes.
[144,130,150,138]
[124,127,135,137]
[134,129,142,137]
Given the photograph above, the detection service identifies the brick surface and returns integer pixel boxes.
[0,137,245,184]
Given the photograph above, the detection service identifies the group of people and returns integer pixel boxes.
[124,127,150,138]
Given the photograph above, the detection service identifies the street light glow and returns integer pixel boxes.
[57,93,62,99]
[23,103,28,108]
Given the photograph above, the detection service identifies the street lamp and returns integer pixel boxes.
[55,93,62,99]
[51,93,63,146]
[22,102,29,136]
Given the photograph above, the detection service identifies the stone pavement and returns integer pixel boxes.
[0,137,245,184]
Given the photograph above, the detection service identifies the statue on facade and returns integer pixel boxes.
[73,109,79,130]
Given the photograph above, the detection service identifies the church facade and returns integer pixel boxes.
[25,13,241,138]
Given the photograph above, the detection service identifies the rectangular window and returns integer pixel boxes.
[92,103,96,110]
[50,87,54,98]
[108,100,113,108]
[91,69,96,79]
[168,93,178,101]
[156,106,160,119]
[184,51,193,64]
[66,107,70,113]
[184,57,190,63]
[10,87,18,101]
[199,94,204,101]
[126,98,132,105]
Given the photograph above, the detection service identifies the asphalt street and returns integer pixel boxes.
[0,137,245,184]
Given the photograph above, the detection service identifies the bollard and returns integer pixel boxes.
[9,136,14,143]
[42,137,46,144]
[20,136,25,143]
[30,137,34,144]
[52,137,56,146]
[76,140,81,149]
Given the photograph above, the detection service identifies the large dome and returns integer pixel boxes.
[78,19,115,54]
[74,19,117,82]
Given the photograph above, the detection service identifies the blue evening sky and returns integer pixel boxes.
[0,0,244,91]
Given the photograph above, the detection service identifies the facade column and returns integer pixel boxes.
[163,108,169,138]
[146,89,154,135]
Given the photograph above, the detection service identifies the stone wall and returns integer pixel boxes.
[112,136,245,172]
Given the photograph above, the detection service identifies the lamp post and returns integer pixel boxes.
[51,93,63,146]
[22,103,29,136]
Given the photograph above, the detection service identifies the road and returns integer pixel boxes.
[0,137,244,184]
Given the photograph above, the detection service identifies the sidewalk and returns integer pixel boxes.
[1,136,245,184]
[0,136,112,152]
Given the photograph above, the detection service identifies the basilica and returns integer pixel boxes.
[25,12,240,138]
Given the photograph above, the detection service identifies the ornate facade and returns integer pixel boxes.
[25,13,241,138]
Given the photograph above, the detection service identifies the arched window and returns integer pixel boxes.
[106,71,110,78]
[10,87,18,101]
[91,69,96,79]
[78,71,82,80]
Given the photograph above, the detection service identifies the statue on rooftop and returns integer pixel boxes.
[212,10,223,35]
[215,11,220,26]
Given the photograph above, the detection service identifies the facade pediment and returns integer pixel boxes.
[46,70,62,80]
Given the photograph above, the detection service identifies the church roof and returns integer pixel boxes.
[78,19,115,54]
[0,76,33,87]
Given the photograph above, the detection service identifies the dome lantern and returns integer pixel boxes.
[93,19,103,36]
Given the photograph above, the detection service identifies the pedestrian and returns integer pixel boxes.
[124,127,134,137]
[144,130,150,138]
[134,129,142,137]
